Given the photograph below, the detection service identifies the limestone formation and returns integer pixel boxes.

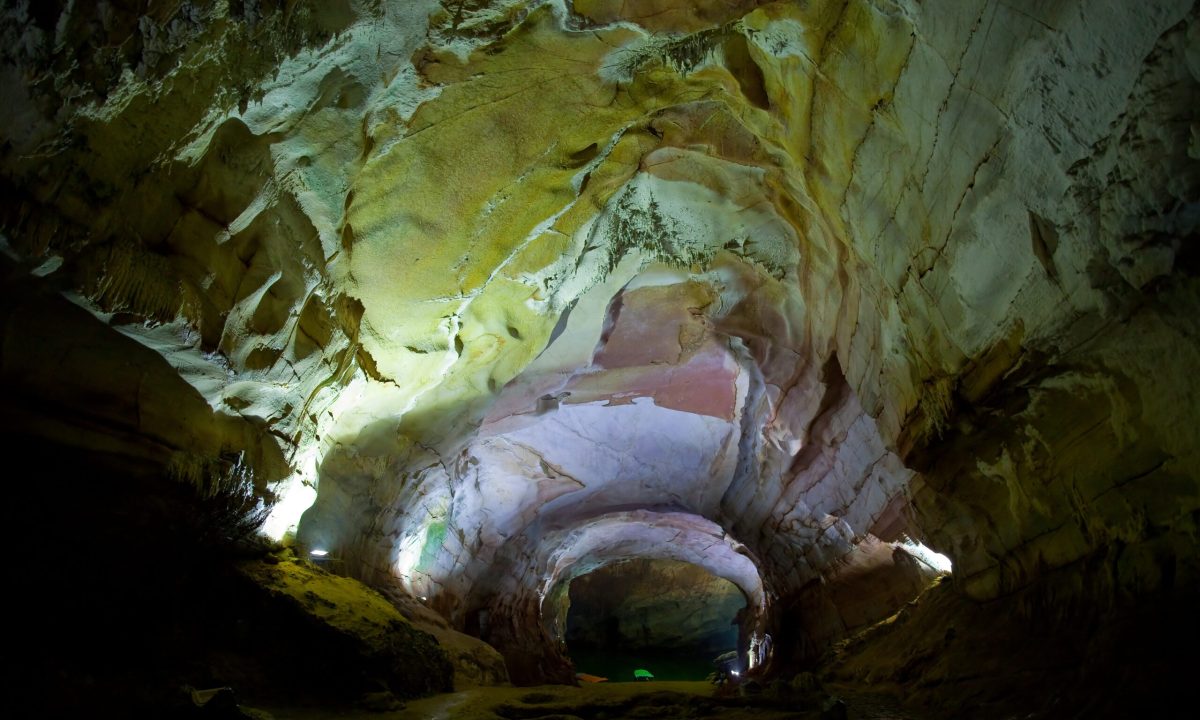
[2,0,1197,716]
[565,558,746,653]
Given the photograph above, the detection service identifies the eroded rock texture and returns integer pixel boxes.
[565,558,745,653]
[2,0,1197,714]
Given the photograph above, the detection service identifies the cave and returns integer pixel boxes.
[1,1,1197,718]
[563,559,747,682]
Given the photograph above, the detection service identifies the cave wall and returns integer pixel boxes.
[885,0,1200,609]
[565,558,745,653]
[1,0,1196,695]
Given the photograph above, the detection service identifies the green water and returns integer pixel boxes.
[568,646,728,682]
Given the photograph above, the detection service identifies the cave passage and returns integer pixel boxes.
[564,559,746,682]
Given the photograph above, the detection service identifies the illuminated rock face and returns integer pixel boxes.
[565,558,746,653]
[2,0,1197,694]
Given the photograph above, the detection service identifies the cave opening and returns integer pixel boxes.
[563,558,746,683]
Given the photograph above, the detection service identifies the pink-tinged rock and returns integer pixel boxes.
[592,283,716,370]
[566,339,740,420]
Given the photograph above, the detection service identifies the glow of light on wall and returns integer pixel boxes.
[260,446,321,542]
[747,632,771,669]
[261,375,392,542]
[394,530,425,593]
[903,536,953,574]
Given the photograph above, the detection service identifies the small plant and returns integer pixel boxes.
[168,450,274,548]
[606,22,740,80]
[597,185,694,274]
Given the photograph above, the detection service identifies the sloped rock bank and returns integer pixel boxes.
[3,429,453,717]
[825,572,1200,719]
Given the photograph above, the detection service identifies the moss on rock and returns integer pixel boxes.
[237,558,454,700]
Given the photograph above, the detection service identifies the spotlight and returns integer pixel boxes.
[310,549,329,557]
[731,670,740,678]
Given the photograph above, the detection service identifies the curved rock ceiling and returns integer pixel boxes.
[2,0,1197,688]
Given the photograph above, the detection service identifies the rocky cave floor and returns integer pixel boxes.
[267,681,923,720]
[252,572,1198,720]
